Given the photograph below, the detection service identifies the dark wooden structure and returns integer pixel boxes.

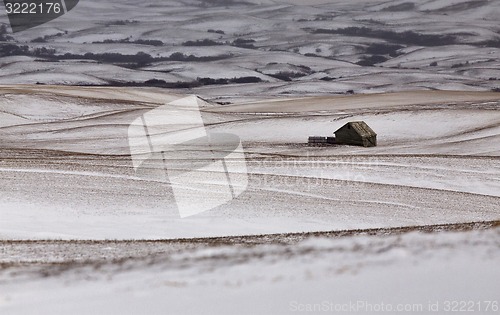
[308,136,327,144]
[334,121,377,147]
[308,136,336,144]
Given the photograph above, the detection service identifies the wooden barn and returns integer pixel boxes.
[334,121,377,147]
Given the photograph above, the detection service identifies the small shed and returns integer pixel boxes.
[334,121,377,147]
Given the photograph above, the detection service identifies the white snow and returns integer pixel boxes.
[0,87,498,240]
[1,0,499,312]
[1,228,498,314]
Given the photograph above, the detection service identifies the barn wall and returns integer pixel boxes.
[362,136,377,147]
[335,125,364,146]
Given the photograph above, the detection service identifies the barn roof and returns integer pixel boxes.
[336,121,377,137]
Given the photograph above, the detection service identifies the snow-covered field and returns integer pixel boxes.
[1,0,499,95]
[1,0,499,312]
[0,85,499,240]
[1,223,499,314]
[0,84,498,313]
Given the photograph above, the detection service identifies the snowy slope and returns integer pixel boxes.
[1,0,499,94]
[0,86,498,240]
[1,226,498,314]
